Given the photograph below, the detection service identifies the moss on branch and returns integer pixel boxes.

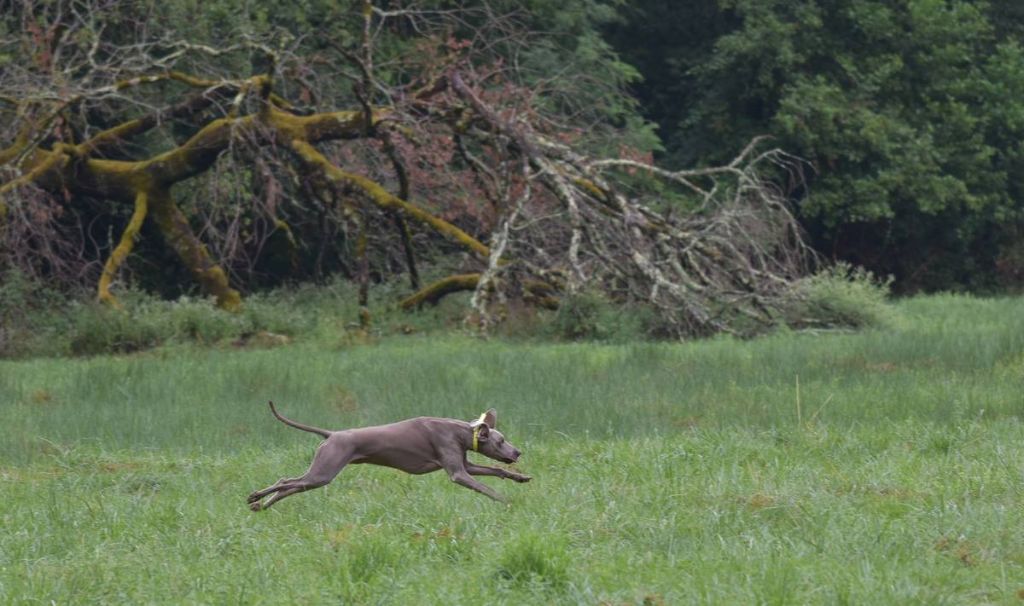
[400,274,482,308]
[400,273,559,310]
[287,138,490,258]
[1,83,387,309]
[148,187,241,311]
[98,189,149,308]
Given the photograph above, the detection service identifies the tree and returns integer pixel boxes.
[610,0,1024,291]
[1,0,810,337]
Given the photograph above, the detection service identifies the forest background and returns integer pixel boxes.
[3,0,1024,354]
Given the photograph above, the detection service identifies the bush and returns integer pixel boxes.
[787,262,895,330]
[67,301,169,356]
[0,262,899,358]
[0,272,391,358]
[547,290,651,341]
[173,299,248,342]
[241,290,321,337]
[64,291,319,355]
[0,269,74,358]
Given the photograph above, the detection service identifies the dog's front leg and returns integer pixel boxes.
[465,462,531,483]
[441,459,507,502]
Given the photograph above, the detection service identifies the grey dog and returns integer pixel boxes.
[248,402,530,510]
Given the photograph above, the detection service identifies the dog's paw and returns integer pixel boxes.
[511,473,532,483]
[249,501,263,512]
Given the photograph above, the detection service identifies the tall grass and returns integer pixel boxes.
[2,293,1024,603]
[2,293,1022,462]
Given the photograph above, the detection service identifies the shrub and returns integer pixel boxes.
[241,293,316,337]
[164,296,248,342]
[547,290,650,341]
[787,262,895,330]
[0,276,362,358]
[67,301,169,356]
[0,269,74,357]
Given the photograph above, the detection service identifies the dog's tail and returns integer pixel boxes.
[268,401,332,438]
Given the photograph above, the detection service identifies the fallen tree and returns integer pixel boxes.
[0,1,810,337]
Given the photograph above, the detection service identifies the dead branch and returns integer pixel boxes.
[1,1,811,338]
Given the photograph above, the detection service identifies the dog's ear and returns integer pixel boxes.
[482,408,497,429]
[475,423,490,441]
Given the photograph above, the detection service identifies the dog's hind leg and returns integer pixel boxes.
[251,463,346,510]
[256,482,317,510]
[248,437,354,511]
[247,476,298,505]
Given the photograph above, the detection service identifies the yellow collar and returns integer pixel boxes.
[471,413,487,452]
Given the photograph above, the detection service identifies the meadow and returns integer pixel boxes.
[2,294,1024,604]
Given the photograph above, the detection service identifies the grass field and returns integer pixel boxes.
[2,294,1024,603]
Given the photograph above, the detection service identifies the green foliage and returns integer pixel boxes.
[787,262,896,330]
[544,282,890,341]
[62,289,325,356]
[0,264,899,359]
[506,0,661,153]
[0,269,74,358]
[546,289,652,341]
[610,0,1024,292]
[0,287,314,359]
[0,271,485,359]
[66,302,168,356]
[146,0,657,154]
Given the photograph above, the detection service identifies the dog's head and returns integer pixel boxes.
[470,408,522,464]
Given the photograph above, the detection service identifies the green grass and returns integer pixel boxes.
[2,293,1024,603]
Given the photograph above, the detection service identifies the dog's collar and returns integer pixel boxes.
[471,413,487,452]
